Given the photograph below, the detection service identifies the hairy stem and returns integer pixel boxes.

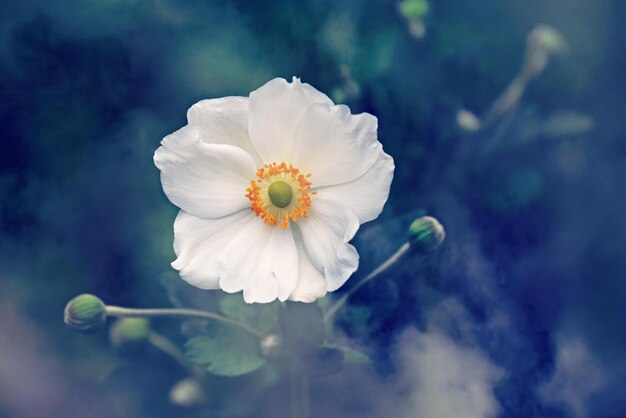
[324,242,411,323]
[147,331,194,372]
[105,306,263,338]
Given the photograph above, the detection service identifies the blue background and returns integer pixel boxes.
[1,0,625,417]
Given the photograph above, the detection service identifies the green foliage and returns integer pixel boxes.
[324,343,371,364]
[219,294,278,334]
[279,302,326,352]
[185,324,266,377]
[296,347,344,377]
[336,305,372,337]
[161,273,219,310]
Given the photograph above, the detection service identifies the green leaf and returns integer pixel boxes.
[336,305,372,337]
[184,324,265,377]
[219,294,277,333]
[279,302,325,352]
[316,294,333,313]
[296,347,344,377]
[324,343,371,364]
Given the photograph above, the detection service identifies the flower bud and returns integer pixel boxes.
[109,318,150,348]
[530,24,566,55]
[457,109,481,132]
[408,216,445,252]
[524,25,566,78]
[169,378,207,408]
[398,0,429,20]
[260,334,284,360]
[64,294,106,333]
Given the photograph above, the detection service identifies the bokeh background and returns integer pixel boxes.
[1,0,626,417]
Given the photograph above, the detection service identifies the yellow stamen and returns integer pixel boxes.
[245,162,313,228]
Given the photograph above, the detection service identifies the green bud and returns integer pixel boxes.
[268,181,293,208]
[530,24,566,55]
[398,0,429,19]
[110,317,150,348]
[408,216,445,252]
[64,294,106,333]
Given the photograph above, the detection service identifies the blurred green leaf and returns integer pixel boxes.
[323,343,371,364]
[219,294,278,333]
[538,111,594,138]
[336,305,372,337]
[184,325,265,377]
[160,273,218,310]
[279,302,325,352]
[296,347,344,377]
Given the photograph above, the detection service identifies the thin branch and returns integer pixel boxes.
[105,306,264,338]
[324,242,411,323]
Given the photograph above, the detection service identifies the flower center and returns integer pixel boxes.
[245,162,315,228]
[267,181,293,208]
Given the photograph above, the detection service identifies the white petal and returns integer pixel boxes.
[288,230,328,302]
[326,243,359,292]
[295,197,360,292]
[293,103,381,187]
[315,149,394,224]
[187,96,262,164]
[154,127,257,219]
[172,210,253,289]
[248,77,333,163]
[217,219,299,303]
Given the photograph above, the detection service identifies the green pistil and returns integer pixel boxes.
[268,181,293,208]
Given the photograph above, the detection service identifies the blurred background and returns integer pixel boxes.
[1,0,625,417]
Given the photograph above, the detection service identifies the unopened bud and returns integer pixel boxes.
[64,294,106,333]
[169,378,206,408]
[530,24,566,55]
[457,109,481,132]
[524,25,566,78]
[110,318,150,348]
[260,334,284,360]
[408,216,445,252]
[398,0,429,19]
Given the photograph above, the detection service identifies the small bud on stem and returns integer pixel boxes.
[110,317,150,347]
[64,294,106,333]
[408,216,446,252]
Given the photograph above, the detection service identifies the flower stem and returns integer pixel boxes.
[290,360,299,418]
[148,331,203,377]
[104,306,264,338]
[323,242,411,324]
[299,373,310,418]
[289,360,310,418]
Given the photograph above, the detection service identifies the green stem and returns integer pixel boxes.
[147,331,194,372]
[105,306,263,338]
[299,373,310,418]
[290,359,299,418]
[324,242,411,324]
[289,360,310,418]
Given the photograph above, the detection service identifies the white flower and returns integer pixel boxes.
[154,77,394,303]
